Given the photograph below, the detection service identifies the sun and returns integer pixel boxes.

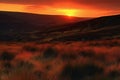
[57,9,78,17]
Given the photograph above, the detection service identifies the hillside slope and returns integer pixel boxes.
[0,11,88,32]
[0,11,120,42]
[38,14,120,42]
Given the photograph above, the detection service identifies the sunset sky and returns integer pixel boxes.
[0,0,120,17]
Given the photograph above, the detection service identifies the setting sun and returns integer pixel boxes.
[57,9,78,17]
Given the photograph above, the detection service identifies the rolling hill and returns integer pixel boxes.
[0,11,88,32]
[32,14,120,42]
[0,11,120,42]
[43,14,120,42]
[0,11,89,41]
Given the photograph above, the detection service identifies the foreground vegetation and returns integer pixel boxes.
[0,39,120,80]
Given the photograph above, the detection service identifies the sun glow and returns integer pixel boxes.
[57,9,78,17]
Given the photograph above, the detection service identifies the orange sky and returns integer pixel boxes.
[0,1,120,17]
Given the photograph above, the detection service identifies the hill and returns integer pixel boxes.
[37,14,120,42]
[0,11,89,41]
[43,15,120,41]
[0,11,88,32]
[0,11,120,42]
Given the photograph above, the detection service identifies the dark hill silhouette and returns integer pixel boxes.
[0,11,90,41]
[0,11,89,32]
[0,11,119,42]
[36,14,120,42]
[46,14,120,41]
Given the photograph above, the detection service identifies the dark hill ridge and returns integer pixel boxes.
[0,11,120,42]
[45,14,120,32]
[48,15,120,41]
[0,11,89,41]
[37,14,120,42]
[0,11,88,32]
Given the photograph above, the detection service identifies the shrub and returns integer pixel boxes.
[5,67,39,80]
[43,47,58,59]
[23,45,39,52]
[108,70,120,78]
[79,50,95,58]
[34,71,42,78]
[0,62,13,74]
[3,62,12,69]
[61,53,77,61]
[0,51,15,61]
[15,60,34,69]
[60,63,103,80]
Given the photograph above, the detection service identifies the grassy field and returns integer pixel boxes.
[0,39,120,80]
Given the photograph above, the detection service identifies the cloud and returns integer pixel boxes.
[0,0,119,17]
[75,0,120,10]
[0,0,120,11]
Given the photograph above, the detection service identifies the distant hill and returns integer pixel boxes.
[0,11,90,41]
[43,14,120,42]
[0,11,89,32]
[0,11,120,42]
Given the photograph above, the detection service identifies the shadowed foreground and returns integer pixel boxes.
[0,39,120,80]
